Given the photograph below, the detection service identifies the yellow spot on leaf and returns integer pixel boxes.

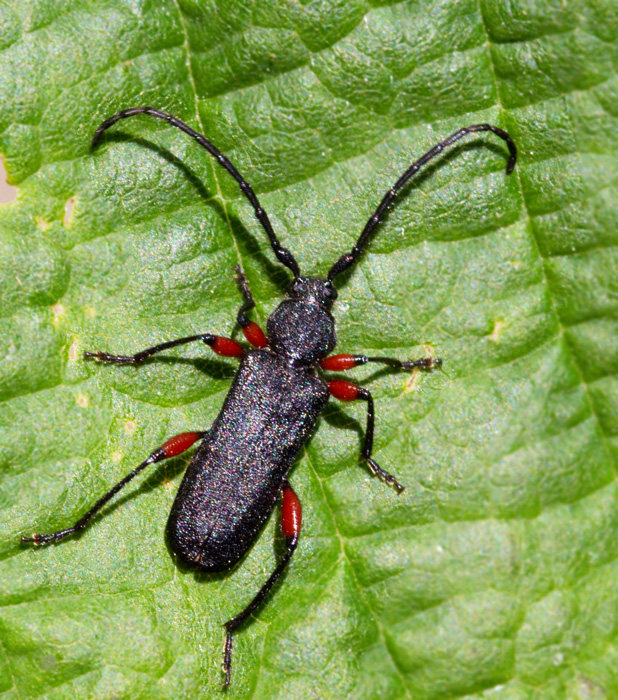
[124,420,137,434]
[0,156,17,204]
[51,304,64,325]
[35,216,52,231]
[64,197,76,226]
[488,320,504,342]
[404,345,437,393]
[68,339,79,362]
[404,372,420,393]
[76,394,89,408]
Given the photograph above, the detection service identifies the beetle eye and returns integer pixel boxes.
[324,281,337,300]
[287,279,301,296]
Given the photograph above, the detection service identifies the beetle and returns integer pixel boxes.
[22,107,517,685]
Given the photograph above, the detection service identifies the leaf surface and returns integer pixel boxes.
[0,1,617,698]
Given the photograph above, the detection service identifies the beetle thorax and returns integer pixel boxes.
[267,277,337,366]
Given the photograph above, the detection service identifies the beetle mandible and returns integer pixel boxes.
[22,107,517,685]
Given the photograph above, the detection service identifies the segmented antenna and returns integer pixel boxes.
[92,107,301,278]
[328,124,517,282]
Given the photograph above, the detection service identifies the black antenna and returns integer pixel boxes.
[328,123,517,282]
[92,107,301,278]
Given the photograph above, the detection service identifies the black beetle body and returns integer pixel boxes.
[167,347,329,570]
[22,107,516,686]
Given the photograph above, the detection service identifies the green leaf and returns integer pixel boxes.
[1,1,617,698]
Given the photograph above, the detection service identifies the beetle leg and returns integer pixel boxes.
[84,333,245,364]
[321,353,441,371]
[234,265,268,348]
[21,431,206,545]
[328,380,404,493]
[223,481,301,686]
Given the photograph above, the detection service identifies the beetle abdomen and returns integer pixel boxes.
[166,349,328,571]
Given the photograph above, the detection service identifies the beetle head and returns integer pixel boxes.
[266,277,337,367]
[285,276,338,307]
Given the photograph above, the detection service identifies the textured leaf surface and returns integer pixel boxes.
[1,1,617,698]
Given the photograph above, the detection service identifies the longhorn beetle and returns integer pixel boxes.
[22,107,517,685]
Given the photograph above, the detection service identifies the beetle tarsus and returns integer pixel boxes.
[21,533,42,544]
[366,457,405,493]
[84,350,136,364]
[21,528,75,545]
[223,625,234,687]
[401,356,442,370]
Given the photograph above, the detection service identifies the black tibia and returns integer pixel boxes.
[92,107,301,278]
[355,355,442,370]
[356,386,404,493]
[328,123,518,281]
[222,481,301,687]
[21,432,206,545]
[84,334,215,364]
[234,264,256,328]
